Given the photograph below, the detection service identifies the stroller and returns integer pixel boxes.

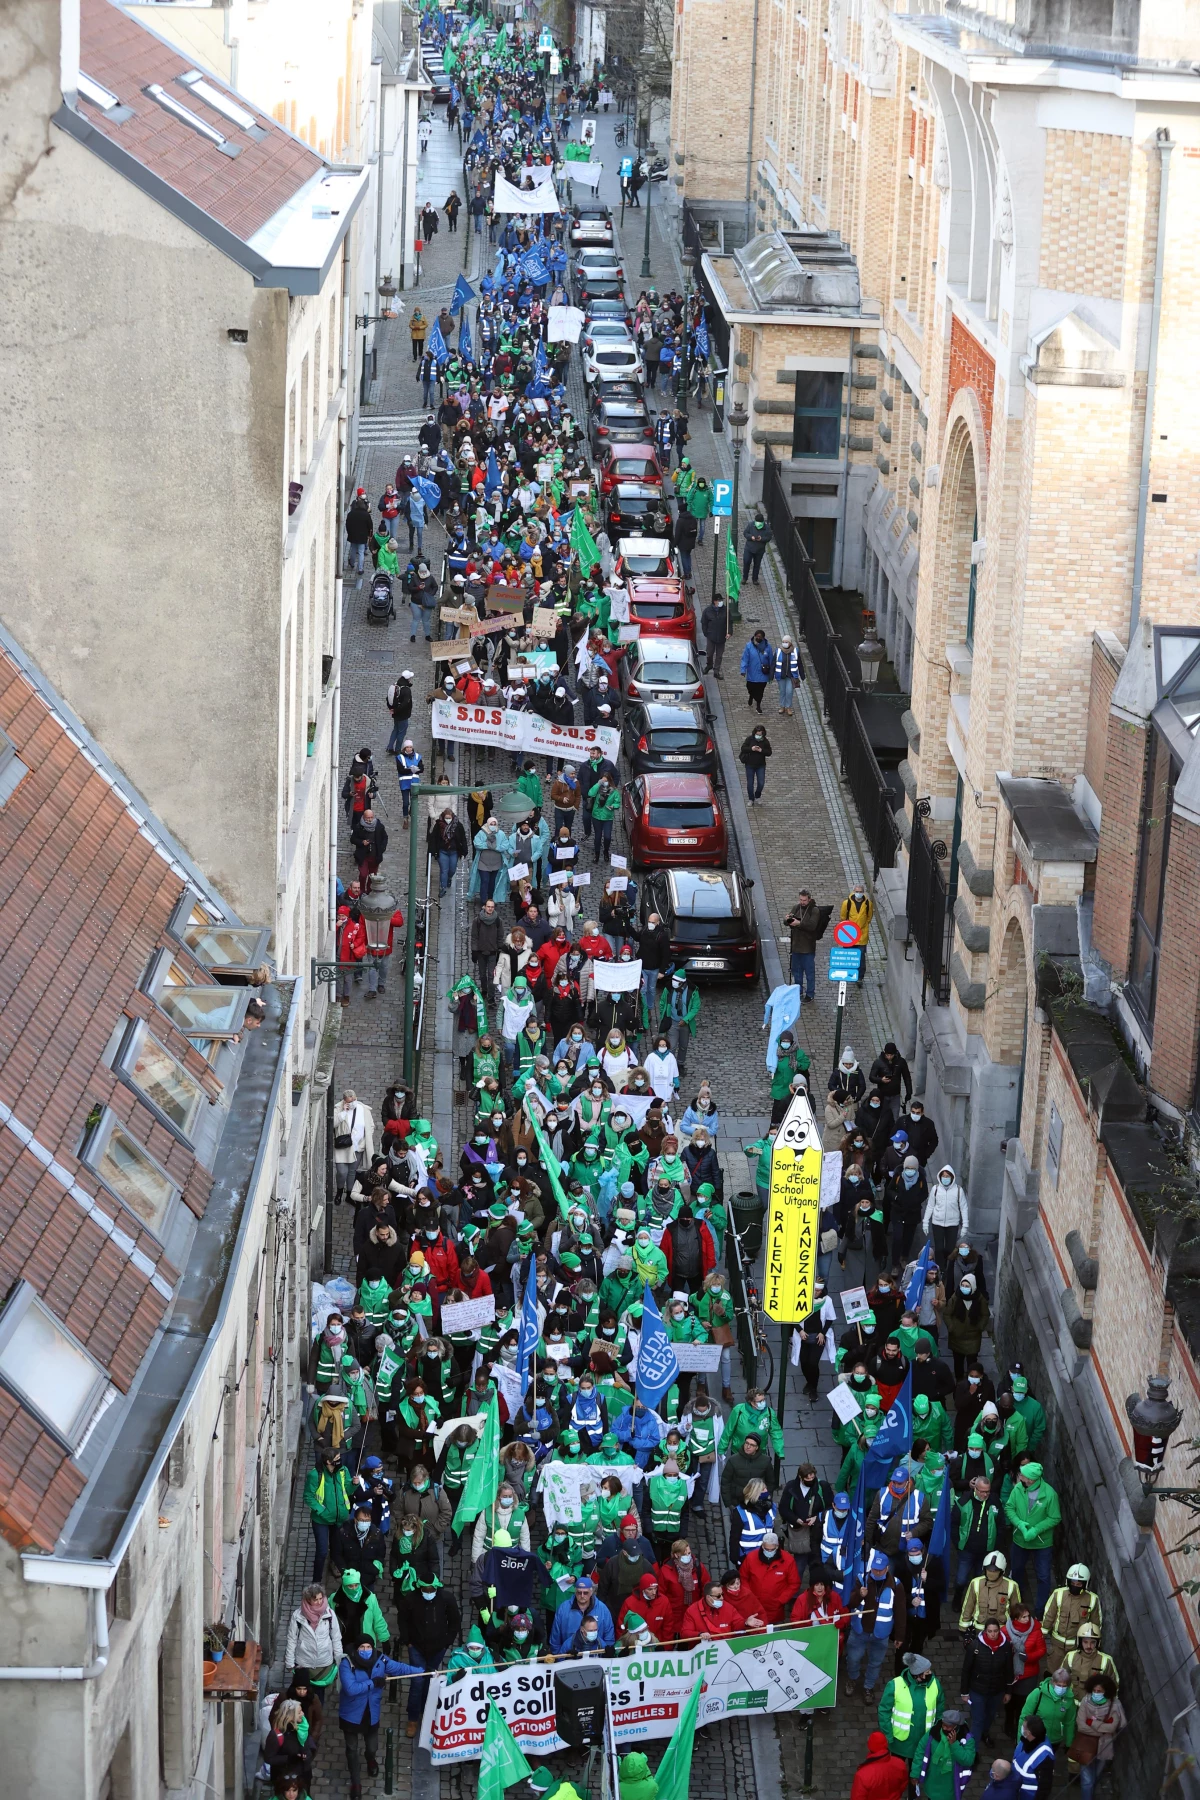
[368,568,396,625]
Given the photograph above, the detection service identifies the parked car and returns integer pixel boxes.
[583,319,635,343]
[575,248,625,281]
[626,578,695,640]
[606,482,669,544]
[574,272,627,308]
[570,205,615,246]
[620,637,705,704]
[614,536,676,579]
[642,867,761,981]
[622,774,727,869]
[622,700,717,776]
[585,338,644,386]
[584,298,633,327]
[589,398,654,457]
[598,442,663,493]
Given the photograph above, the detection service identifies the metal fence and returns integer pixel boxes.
[906,809,953,1005]
[763,447,903,872]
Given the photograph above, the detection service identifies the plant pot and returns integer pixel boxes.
[203,1659,218,1679]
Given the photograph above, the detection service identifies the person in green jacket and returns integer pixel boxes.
[912,1711,975,1799]
[631,1228,668,1291]
[516,761,544,812]
[304,1450,354,1582]
[770,1034,811,1114]
[1004,1461,1061,1611]
[618,1751,658,1800]
[912,1391,953,1453]
[377,537,401,578]
[1019,1666,1077,1746]
[686,477,714,544]
[646,1458,690,1558]
[725,1390,786,1459]
[445,1624,496,1676]
[587,777,621,858]
[837,1397,884,1492]
[1008,1368,1047,1453]
[744,1127,778,1206]
[333,1567,390,1649]
[878,1653,944,1766]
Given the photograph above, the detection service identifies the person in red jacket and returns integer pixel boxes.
[417,1226,461,1295]
[681,1580,742,1643]
[618,1573,676,1644]
[578,923,613,963]
[792,1572,849,1640]
[719,1569,765,1630]
[655,1541,710,1638]
[662,1215,717,1285]
[740,1531,802,1624]
[337,904,368,1004]
[849,1730,910,1800]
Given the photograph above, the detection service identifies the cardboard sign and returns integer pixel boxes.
[441,605,478,626]
[431,643,479,662]
[532,606,560,636]
[840,1286,871,1323]
[440,1295,497,1333]
[471,612,524,636]
[487,587,527,611]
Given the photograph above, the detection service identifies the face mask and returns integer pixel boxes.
[412,1389,426,1402]
[515,1632,530,1644]
[752,1400,765,1412]
[1090,1692,1106,1705]
[902,1171,919,1188]
[420,1589,437,1601]
[623,1548,640,1561]
[498,1496,514,1511]
[709,1597,723,1610]
[571,1031,583,1041]
[940,1174,952,1187]
[959,1284,972,1297]
[679,1554,692,1568]
[762,1547,777,1561]
[582,1632,598,1645]
[468,1644,484,1660]
[355,1520,370,1538]
[878,1281,891,1293]
[414,1480,429,1493]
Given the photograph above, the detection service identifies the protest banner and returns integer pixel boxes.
[440,1295,496,1334]
[592,957,642,993]
[419,1628,839,1762]
[471,612,524,637]
[431,700,620,762]
[670,1342,724,1373]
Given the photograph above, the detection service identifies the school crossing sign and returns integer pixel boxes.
[764,1088,823,1323]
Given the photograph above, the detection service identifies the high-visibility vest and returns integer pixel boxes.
[736,1506,775,1556]
[820,1509,848,1567]
[890,1672,941,1741]
[649,1477,688,1535]
[1014,1742,1056,1794]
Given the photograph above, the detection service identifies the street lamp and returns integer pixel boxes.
[1127,1376,1184,1482]
[676,247,696,415]
[856,611,886,690]
[727,398,749,623]
[360,883,400,953]
[640,154,653,281]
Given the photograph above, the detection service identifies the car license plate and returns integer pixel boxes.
[662,754,690,762]
[668,837,699,845]
[689,957,727,970]
[659,691,681,700]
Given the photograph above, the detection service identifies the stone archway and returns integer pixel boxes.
[990,914,1032,1139]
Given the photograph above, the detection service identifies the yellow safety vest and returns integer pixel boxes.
[891,1673,941,1741]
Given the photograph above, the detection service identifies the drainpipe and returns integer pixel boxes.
[0,1587,108,1682]
[1129,128,1172,639]
[743,0,762,243]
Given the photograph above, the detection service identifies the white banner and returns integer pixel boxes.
[494,172,561,213]
[538,1458,643,1527]
[548,304,586,343]
[526,160,557,185]
[671,1341,724,1372]
[440,1295,496,1333]
[567,159,605,190]
[419,1629,840,1761]
[592,957,642,993]
[431,699,620,763]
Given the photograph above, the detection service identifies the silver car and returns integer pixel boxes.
[620,637,706,704]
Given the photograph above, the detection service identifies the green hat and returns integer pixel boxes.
[529,1774,558,1796]
[493,1529,514,1549]
[488,1201,508,1220]
[600,1431,618,1449]
[560,1252,582,1271]
[461,1222,482,1243]
[1021,1461,1043,1481]
[913,1394,931,1417]
[341,1569,363,1598]
[623,1612,646,1633]
[967,1433,985,1452]
[411,1118,433,1138]
[697,1182,715,1197]
[467,1624,487,1646]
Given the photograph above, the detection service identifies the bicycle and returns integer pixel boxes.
[614,122,627,146]
[741,1275,775,1392]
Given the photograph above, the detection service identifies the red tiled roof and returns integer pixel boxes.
[0,649,222,1552]
[75,0,324,243]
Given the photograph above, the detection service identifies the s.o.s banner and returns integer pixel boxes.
[419,1628,839,1763]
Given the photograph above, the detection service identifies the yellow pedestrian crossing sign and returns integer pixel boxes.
[764,1090,823,1322]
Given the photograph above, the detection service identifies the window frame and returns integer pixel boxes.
[157,986,249,1041]
[0,726,29,807]
[791,369,844,461]
[0,1282,109,1451]
[117,1019,207,1141]
[81,1107,180,1239]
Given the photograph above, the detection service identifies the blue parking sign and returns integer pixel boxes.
[711,479,733,517]
[620,157,634,178]
[828,947,862,980]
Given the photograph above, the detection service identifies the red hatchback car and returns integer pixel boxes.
[621,773,728,869]
[598,443,664,495]
[625,577,696,640]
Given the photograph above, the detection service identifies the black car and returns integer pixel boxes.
[607,482,670,544]
[642,867,760,982]
[590,398,654,458]
[574,272,626,307]
[623,701,717,776]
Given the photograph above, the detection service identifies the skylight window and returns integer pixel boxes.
[0,727,28,808]
[78,71,121,110]
[159,987,247,1038]
[182,924,267,969]
[83,1111,179,1236]
[0,1284,108,1451]
[121,1022,207,1136]
[144,84,241,157]
[178,70,267,140]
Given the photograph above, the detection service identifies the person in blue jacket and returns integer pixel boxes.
[339,1634,423,1792]
[549,1576,615,1654]
[612,1398,663,1468]
[740,630,775,713]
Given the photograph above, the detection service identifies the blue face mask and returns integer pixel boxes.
[902,1170,919,1188]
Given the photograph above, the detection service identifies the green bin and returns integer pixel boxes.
[729,1189,765,1260]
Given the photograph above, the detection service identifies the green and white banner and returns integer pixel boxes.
[419,1628,839,1763]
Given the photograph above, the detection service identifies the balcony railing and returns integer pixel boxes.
[905,805,954,1006]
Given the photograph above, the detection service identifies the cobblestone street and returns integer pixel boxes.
[262,85,972,1800]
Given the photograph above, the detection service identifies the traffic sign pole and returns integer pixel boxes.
[710,516,720,607]
[831,980,848,1071]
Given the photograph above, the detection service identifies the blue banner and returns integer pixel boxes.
[412,476,442,513]
[634,1285,679,1410]
[451,272,476,315]
[427,319,450,366]
[928,1469,954,1587]
[458,316,472,362]
[905,1241,932,1312]
[516,1252,540,1397]
[840,1457,868,1602]
[695,314,710,359]
[484,447,502,497]
[862,1367,914,1489]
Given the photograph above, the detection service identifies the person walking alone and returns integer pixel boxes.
[740,630,774,711]
[739,724,772,805]
[700,596,729,677]
[774,638,804,714]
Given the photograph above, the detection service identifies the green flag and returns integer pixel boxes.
[525,1101,571,1219]
[494,22,508,56]
[654,1671,704,1800]
[478,1701,532,1800]
[452,1391,500,1530]
[570,508,601,573]
[725,528,741,603]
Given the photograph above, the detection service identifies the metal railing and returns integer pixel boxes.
[844,702,903,877]
[906,808,953,1005]
[725,1204,763,1388]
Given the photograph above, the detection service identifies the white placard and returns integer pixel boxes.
[617,624,641,644]
[592,957,642,993]
[574,872,591,887]
[555,846,576,860]
[508,861,530,881]
[828,1382,863,1425]
[671,1342,724,1372]
[612,1094,654,1127]
[548,870,573,887]
[610,854,628,869]
[606,875,629,891]
[841,1285,870,1323]
[440,1295,496,1333]
[538,1459,642,1527]
[820,1151,843,1210]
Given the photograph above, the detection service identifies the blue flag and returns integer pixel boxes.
[451,272,476,315]
[412,476,442,513]
[863,1366,915,1490]
[635,1285,679,1410]
[458,315,472,362]
[521,249,549,286]
[428,319,450,366]
[484,447,501,497]
[928,1468,954,1587]
[905,1240,932,1313]
[516,1253,540,1397]
[839,1455,869,1603]
[694,314,710,358]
